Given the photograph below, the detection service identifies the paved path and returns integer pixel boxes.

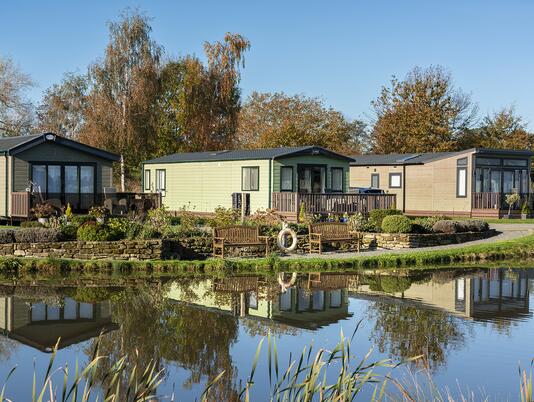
[283,223,534,259]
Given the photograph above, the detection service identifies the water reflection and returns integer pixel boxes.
[0,267,530,400]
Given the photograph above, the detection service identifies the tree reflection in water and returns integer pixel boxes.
[85,285,241,401]
[366,302,467,370]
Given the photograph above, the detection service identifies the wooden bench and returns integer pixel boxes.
[213,225,269,258]
[308,222,362,254]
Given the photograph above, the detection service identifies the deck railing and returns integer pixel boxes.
[472,192,530,210]
[10,192,161,218]
[272,192,397,216]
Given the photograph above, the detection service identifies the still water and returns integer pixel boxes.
[0,267,531,400]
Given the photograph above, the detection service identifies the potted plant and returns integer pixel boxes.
[504,192,521,219]
[64,203,73,222]
[89,206,110,223]
[31,203,56,224]
[521,201,530,220]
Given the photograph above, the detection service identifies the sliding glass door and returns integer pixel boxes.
[31,163,96,210]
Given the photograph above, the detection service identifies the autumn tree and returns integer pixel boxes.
[37,72,89,139]
[0,56,35,136]
[79,10,162,182]
[370,66,477,154]
[459,107,534,150]
[156,33,250,155]
[236,92,365,154]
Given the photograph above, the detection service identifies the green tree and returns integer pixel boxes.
[0,56,35,136]
[370,65,477,154]
[459,107,534,150]
[236,92,365,154]
[80,10,162,183]
[37,72,89,140]
[156,33,250,154]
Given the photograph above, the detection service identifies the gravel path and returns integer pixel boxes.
[283,223,534,260]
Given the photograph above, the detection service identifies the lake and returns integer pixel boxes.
[0,266,531,400]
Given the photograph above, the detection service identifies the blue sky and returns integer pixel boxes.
[2,0,534,127]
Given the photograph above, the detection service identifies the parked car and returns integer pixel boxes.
[349,187,386,194]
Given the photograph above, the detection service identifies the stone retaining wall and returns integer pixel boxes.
[0,240,179,261]
[0,230,497,261]
[362,230,497,250]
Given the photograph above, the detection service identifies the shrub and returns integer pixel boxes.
[412,216,451,233]
[432,220,462,234]
[146,206,172,231]
[88,206,110,219]
[369,209,402,231]
[348,212,375,232]
[60,224,78,240]
[0,230,14,244]
[14,228,63,243]
[76,222,122,241]
[20,221,44,228]
[379,276,413,293]
[208,206,240,227]
[107,218,144,239]
[381,215,412,233]
[522,202,530,215]
[31,203,56,218]
[458,219,489,233]
[70,215,95,227]
[139,225,161,240]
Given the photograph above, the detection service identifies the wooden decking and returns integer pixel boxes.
[10,192,161,219]
[272,192,396,221]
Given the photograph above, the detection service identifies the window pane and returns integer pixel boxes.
[331,168,343,192]
[312,291,325,310]
[64,298,77,320]
[65,166,79,193]
[522,170,529,194]
[80,166,94,193]
[32,165,47,194]
[279,289,292,311]
[475,168,482,192]
[390,173,401,188]
[457,157,468,166]
[503,171,514,193]
[47,305,60,321]
[156,170,166,191]
[503,159,528,167]
[47,165,61,196]
[457,168,467,197]
[31,303,46,321]
[144,170,151,190]
[476,158,501,166]
[330,290,342,308]
[490,170,501,192]
[297,290,310,312]
[79,303,94,319]
[242,167,258,191]
[371,174,379,188]
[281,167,293,191]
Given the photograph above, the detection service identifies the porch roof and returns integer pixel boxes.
[350,148,534,166]
[144,145,354,164]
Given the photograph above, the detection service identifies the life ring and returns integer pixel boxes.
[277,227,298,253]
[277,272,298,292]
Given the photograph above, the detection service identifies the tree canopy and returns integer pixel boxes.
[236,92,365,154]
[370,66,478,153]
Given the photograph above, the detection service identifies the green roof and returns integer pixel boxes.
[144,146,354,164]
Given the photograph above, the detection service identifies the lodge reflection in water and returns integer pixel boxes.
[0,295,117,352]
[351,269,531,322]
[166,273,354,330]
[0,268,529,354]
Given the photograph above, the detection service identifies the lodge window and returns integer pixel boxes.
[389,173,402,188]
[280,166,293,191]
[156,169,166,196]
[474,157,530,194]
[331,168,343,192]
[457,167,467,198]
[30,163,95,210]
[371,173,379,188]
[242,167,259,191]
[144,169,151,191]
